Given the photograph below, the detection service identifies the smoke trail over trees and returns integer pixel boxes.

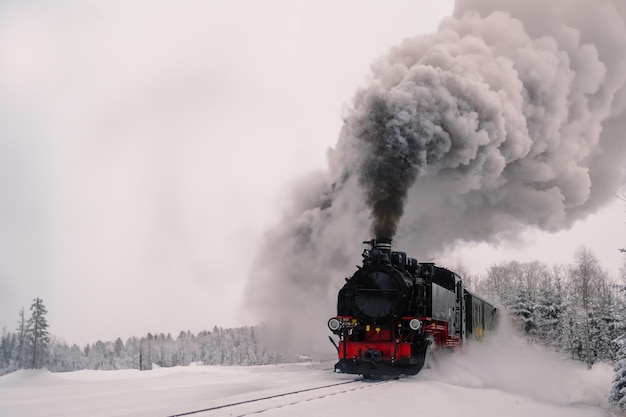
[245,0,626,355]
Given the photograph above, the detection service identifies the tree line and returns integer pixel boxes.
[468,247,623,366]
[459,246,626,412]
[1,300,290,376]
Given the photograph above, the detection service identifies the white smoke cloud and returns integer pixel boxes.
[245,0,626,355]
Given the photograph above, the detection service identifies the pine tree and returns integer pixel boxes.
[508,288,535,335]
[139,334,153,370]
[16,308,27,369]
[609,335,626,412]
[0,329,17,373]
[609,257,626,412]
[26,297,50,369]
[534,274,565,350]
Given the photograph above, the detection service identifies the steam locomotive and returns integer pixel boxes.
[328,238,497,377]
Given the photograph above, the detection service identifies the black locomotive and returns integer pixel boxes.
[328,238,497,377]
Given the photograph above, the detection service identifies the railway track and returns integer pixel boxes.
[166,378,390,417]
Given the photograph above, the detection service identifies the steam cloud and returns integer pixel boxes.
[244,0,626,355]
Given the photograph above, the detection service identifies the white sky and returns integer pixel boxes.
[0,0,624,346]
[444,201,625,278]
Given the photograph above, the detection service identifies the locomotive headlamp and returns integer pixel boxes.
[409,318,422,331]
[328,318,341,331]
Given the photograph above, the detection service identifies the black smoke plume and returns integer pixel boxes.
[244,0,626,356]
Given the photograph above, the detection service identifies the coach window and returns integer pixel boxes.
[474,302,483,326]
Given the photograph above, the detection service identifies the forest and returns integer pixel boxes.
[469,247,626,367]
[2,246,626,408]
[1,320,288,376]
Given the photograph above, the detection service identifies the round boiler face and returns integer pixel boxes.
[349,266,409,324]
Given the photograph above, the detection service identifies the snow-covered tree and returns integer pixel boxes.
[609,249,626,412]
[122,336,141,369]
[508,287,535,335]
[139,334,154,370]
[534,268,566,349]
[588,278,621,363]
[477,262,520,305]
[609,333,626,412]
[0,328,18,373]
[26,298,50,369]
[47,337,79,372]
[568,247,604,369]
[176,331,194,366]
[15,308,27,368]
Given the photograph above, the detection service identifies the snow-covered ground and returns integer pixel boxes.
[0,324,614,417]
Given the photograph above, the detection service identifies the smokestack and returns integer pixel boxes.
[363,238,393,263]
[365,238,392,253]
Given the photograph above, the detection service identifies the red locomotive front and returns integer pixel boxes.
[328,239,475,378]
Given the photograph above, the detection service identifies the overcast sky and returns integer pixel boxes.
[0,0,624,347]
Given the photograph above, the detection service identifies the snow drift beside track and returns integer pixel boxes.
[422,317,611,408]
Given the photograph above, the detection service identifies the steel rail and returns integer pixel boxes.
[166,378,374,417]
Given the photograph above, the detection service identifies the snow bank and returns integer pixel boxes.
[0,369,62,387]
[421,318,612,408]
